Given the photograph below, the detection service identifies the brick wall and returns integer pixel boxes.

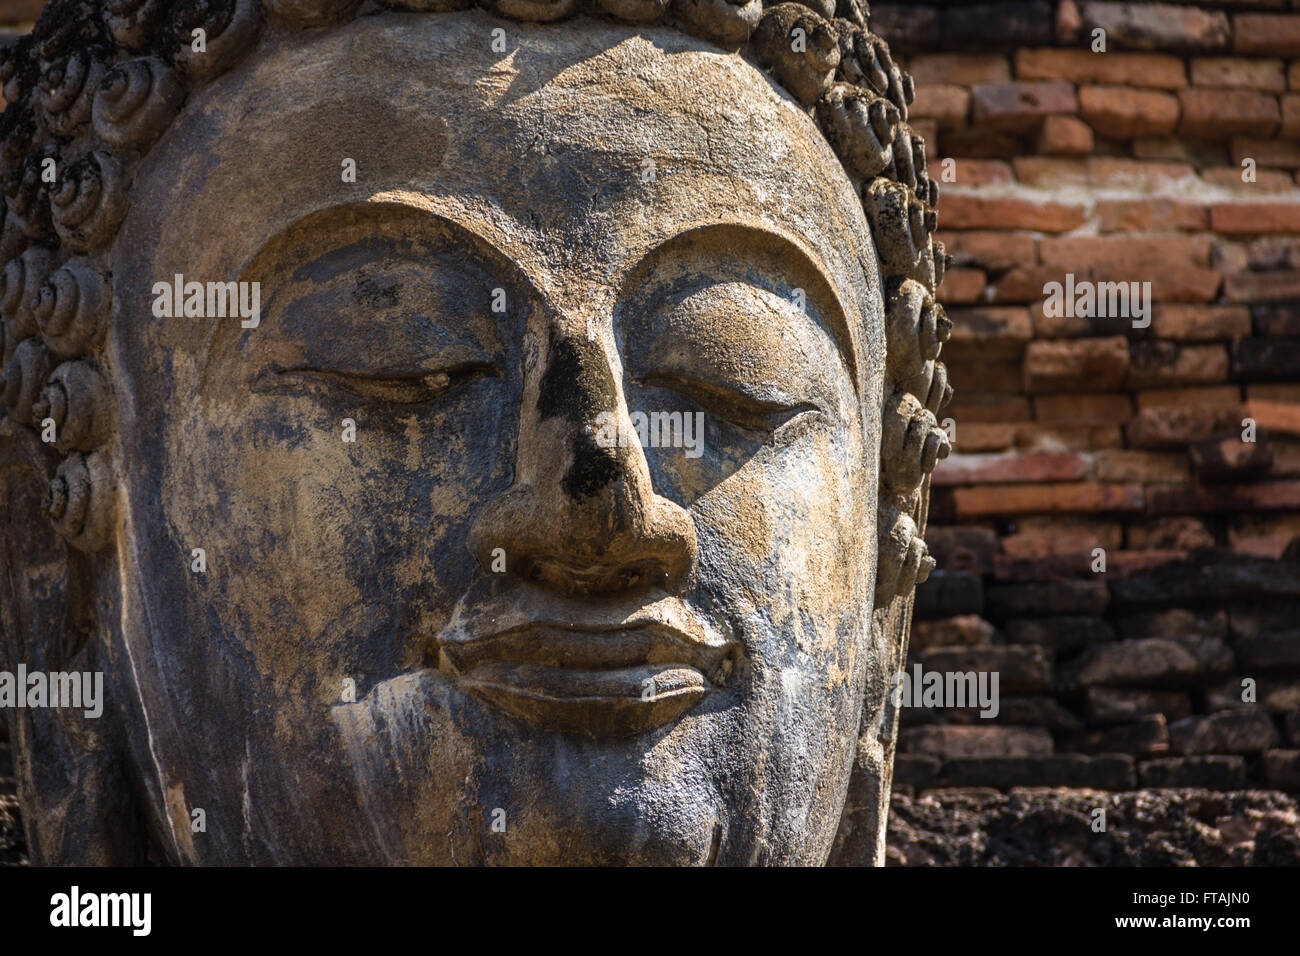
[875,1,1300,797]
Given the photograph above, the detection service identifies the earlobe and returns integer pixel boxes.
[0,422,148,863]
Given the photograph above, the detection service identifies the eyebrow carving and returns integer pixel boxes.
[616,221,862,393]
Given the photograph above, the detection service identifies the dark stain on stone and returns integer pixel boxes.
[353,272,399,308]
[536,332,615,423]
[564,430,619,500]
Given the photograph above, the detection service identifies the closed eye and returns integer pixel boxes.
[637,370,820,434]
[266,361,501,404]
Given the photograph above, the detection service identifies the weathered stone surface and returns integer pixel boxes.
[1235,632,1300,671]
[1085,687,1192,726]
[1,795,28,866]
[0,3,943,868]
[901,725,1054,759]
[1069,638,1202,687]
[1234,338,1300,381]
[886,788,1300,866]
[910,615,996,650]
[1264,750,1300,789]
[914,571,986,620]
[1190,434,1274,483]
[911,646,1052,695]
[1004,616,1116,654]
[939,755,1135,789]
[1111,556,1300,609]
[1138,757,1248,789]
[1070,714,1170,756]
[924,526,1000,575]
[986,580,1110,619]
[1230,599,1300,639]
[1078,2,1231,52]
[1169,711,1281,755]
[892,754,941,791]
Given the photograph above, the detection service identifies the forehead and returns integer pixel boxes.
[116,11,882,368]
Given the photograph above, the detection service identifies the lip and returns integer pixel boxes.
[432,590,738,737]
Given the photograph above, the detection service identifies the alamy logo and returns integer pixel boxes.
[0,665,102,719]
[50,886,151,936]
[595,410,705,459]
[890,665,1000,718]
[1042,273,1151,329]
[152,274,261,328]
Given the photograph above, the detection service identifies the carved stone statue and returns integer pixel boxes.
[0,0,950,865]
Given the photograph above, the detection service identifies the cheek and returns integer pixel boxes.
[156,379,517,698]
[692,401,869,659]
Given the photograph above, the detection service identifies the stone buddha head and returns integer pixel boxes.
[0,0,950,865]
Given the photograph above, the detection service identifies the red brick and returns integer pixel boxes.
[1080,3,1229,52]
[1096,450,1189,484]
[1146,480,1300,514]
[1088,157,1197,189]
[1015,424,1122,451]
[1024,338,1131,394]
[1232,137,1300,170]
[938,231,1037,273]
[1245,400,1300,438]
[971,82,1079,133]
[1125,405,1248,449]
[1041,235,1209,272]
[945,307,1033,359]
[911,84,970,128]
[1178,89,1280,138]
[1079,85,1179,139]
[1224,271,1300,303]
[1190,57,1286,92]
[1248,384,1300,403]
[909,53,1011,87]
[1135,137,1230,165]
[1030,298,1142,339]
[1137,386,1243,410]
[1283,94,1300,139]
[1128,517,1215,552]
[900,725,1054,759]
[1011,157,1089,188]
[948,395,1032,423]
[991,267,1063,305]
[1233,14,1300,56]
[1202,165,1295,192]
[953,482,1144,517]
[1228,514,1300,558]
[1037,115,1095,156]
[1057,0,1081,44]
[910,614,996,650]
[932,451,1091,486]
[1035,393,1133,425]
[951,423,1017,453]
[1211,203,1300,234]
[941,195,1087,232]
[1016,48,1186,90]
[939,129,1021,159]
[936,158,1014,188]
[936,268,986,305]
[1003,518,1124,558]
[1128,343,1230,389]
[1097,199,1207,232]
[944,358,1024,394]
[1291,61,1300,92]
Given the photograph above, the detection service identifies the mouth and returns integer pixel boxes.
[431,591,739,737]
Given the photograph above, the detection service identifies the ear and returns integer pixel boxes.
[0,417,152,864]
[825,42,953,857]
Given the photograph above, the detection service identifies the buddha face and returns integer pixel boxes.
[106,11,885,865]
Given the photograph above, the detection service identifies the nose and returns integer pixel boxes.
[467,327,698,597]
